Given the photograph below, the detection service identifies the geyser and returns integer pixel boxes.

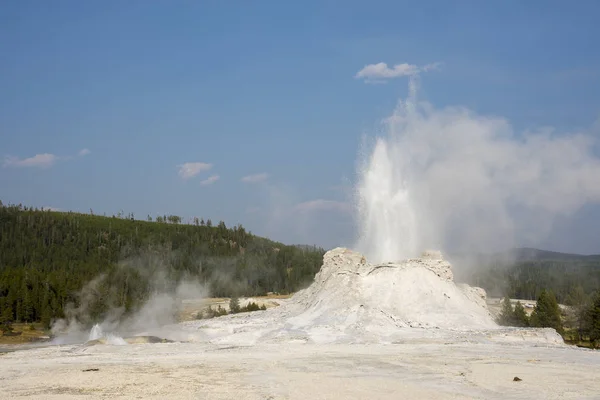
[181,246,567,346]
[285,247,498,334]
[88,324,103,341]
[87,323,127,345]
[355,77,600,263]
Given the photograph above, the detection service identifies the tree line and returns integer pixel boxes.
[0,202,325,330]
[496,288,600,348]
[458,251,600,347]
[459,256,600,305]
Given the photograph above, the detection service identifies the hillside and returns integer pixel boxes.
[451,248,600,303]
[499,248,600,263]
[0,202,325,328]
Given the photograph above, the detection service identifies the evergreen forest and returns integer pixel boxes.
[0,202,324,330]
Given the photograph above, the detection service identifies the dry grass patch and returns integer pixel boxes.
[0,323,49,344]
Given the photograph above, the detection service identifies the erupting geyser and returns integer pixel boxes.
[87,323,127,345]
[88,324,104,341]
[58,77,600,347]
[354,77,600,263]
[355,136,419,263]
[354,78,423,263]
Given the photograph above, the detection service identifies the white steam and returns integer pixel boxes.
[51,257,209,344]
[355,77,600,263]
[88,324,128,345]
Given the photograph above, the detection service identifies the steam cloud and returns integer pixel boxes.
[51,251,209,344]
[355,77,600,263]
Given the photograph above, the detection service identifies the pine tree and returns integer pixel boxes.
[565,285,587,307]
[0,302,13,334]
[41,305,52,330]
[229,296,240,314]
[21,282,34,322]
[206,305,215,318]
[564,285,590,341]
[242,301,260,312]
[530,289,563,334]
[497,296,515,326]
[513,301,529,327]
[584,292,600,348]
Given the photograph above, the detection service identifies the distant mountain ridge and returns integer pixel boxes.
[507,247,600,262]
[449,247,600,266]
[450,247,600,302]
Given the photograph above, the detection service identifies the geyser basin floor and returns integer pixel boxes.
[6,248,595,399]
[1,341,598,399]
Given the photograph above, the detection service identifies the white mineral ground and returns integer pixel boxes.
[1,248,599,399]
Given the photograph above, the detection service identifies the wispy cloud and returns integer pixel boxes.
[355,62,441,83]
[177,162,212,180]
[3,148,92,169]
[295,199,352,213]
[200,174,220,186]
[3,153,59,169]
[250,180,354,249]
[241,172,269,183]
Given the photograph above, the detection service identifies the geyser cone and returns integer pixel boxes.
[286,248,497,336]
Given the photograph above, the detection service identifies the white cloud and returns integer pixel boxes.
[200,174,220,186]
[295,199,351,213]
[355,62,441,83]
[3,149,91,169]
[244,180,354,249]
[3,153,58,169]
[177,162,212,180]
[241,173,269,183]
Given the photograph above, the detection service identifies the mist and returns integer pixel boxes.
[50,250,209,344]
[355,77,600,263]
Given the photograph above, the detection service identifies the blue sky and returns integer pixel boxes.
[2,1,600,253]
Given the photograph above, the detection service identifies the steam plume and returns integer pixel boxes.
[50,250,209,344]
[355,76,600,263]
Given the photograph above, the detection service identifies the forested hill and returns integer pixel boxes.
[454,248,600,304]
[0,202,325,328]
[497,248,600,263]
